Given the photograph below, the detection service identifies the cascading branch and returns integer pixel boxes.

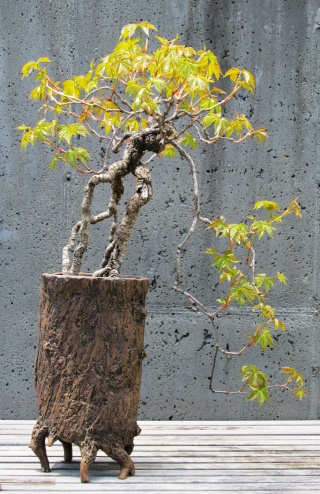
[18,21,266,277]
[177,199,306,406]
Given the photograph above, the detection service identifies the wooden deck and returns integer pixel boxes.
[0,420,320,493]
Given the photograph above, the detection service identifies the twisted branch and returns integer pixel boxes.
[62,126,168,276]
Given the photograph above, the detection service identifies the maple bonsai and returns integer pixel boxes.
[19,22,305,482]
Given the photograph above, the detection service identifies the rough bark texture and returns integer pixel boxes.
[30,273,149,482]
[62,127,170,277]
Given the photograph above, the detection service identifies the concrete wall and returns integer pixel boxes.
[0,0,319,420]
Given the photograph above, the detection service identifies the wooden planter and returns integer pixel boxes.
[30,273,149,482]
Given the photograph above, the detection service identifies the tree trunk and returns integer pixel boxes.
[30,273,149,482]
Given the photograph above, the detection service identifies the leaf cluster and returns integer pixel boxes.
[18,22,267,172]
[206,199,305,405]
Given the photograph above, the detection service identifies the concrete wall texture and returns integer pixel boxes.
[0,0,319,420]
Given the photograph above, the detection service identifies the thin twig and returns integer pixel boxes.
[171,142,200,286]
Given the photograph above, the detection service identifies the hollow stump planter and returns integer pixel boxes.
[30,273,149,482]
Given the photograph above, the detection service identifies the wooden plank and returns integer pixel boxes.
[0,454,320,471]
[1,481,320,491]
[2,490,320,494]
[0,466,319,475]
[2,423,320,434]
[0,464,320,478]
[2,445,320,453]
[1,469,320,485]
[1,421,320,494]
[0,431,320,445]
[1,452,320,461]
[1,470,320,482]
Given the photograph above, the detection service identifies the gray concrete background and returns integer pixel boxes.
[0,0,319,420]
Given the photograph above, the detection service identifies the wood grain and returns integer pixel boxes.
[1,420,320,493]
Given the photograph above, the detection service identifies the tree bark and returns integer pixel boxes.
[30,273,149,482]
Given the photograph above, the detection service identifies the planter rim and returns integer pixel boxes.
[42,272,149,282]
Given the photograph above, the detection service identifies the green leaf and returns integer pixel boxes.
[251,128,268,143]
[225,67,241,82]
[179,131,198,150]
[21,61,40,78]
[57,123,89,145]
[229,280,258,306]
[242,69,255,88]
[163,144,177,158]
[211,249,240,271]
[276,272,288,285]
[228,223,249,244]
[76,147,90,163]
[255,303,275,320]
[63,147,90,168]
[74,75,91,91]
[120,21,156,40]
[37,57,52,64]
[273,318,286,331]
[187,74,209,93]
[241,365,268,387]
[207,217,228,236]
[291,199,302,218]
[29,85,44,101]
[253,328,274,350]
[253,200,280,211]
[248,386,269,406]
[254,273,275,293]
[204,50,221,79]
[219,267,241,283]
[205,247,217,255]
[63,79,81,98]
[149,77,167,93]
[226,114,252,137]
[138,21,157,36]
[294,389,307,399]
[251,220,275,239]
[64,149,77,167]
[120,23,138,40]
[49,155,60,170]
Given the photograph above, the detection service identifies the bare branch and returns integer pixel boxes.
[142,153,157,166]
[111,132,133,154]
[171,142,200,286]
[114,90,133,111]
[174,286,214,319]
[85,119,112,141]
[62,221,81,274]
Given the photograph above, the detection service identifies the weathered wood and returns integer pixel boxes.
[30,273,149,482]
[1,421,320,493]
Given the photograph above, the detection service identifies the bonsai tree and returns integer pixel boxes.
[19,21,305,408]
[20,21,306,484]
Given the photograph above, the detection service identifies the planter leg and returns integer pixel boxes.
[29,421,50,473]
[61,440,73,462]
[79,442,98,483]
[103,444,135,480]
